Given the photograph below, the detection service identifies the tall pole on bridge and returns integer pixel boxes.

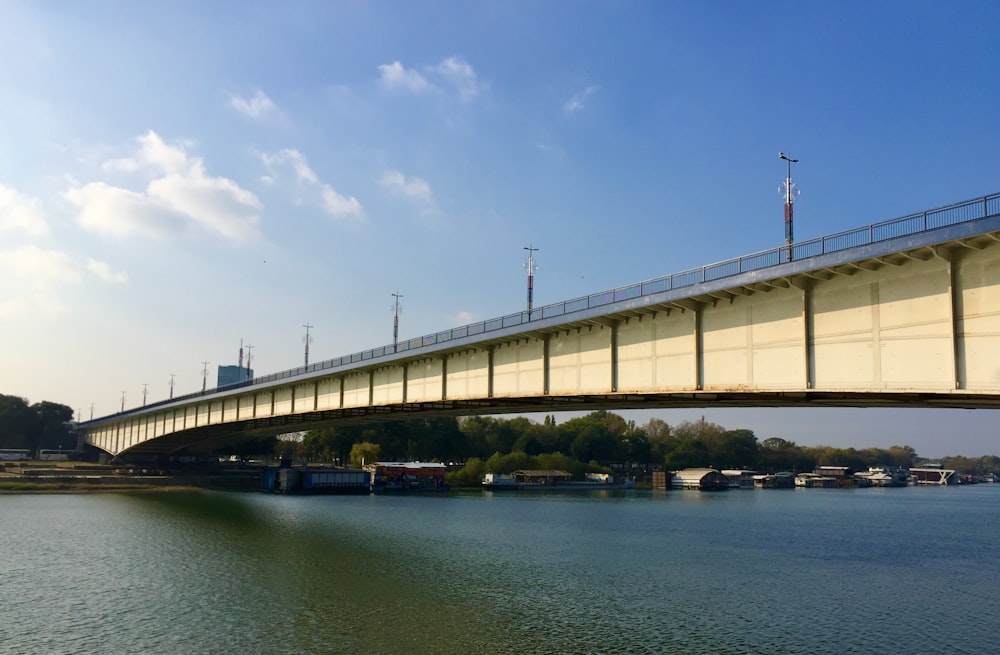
[303,324,313,367]
[779,152,799,261]
[169,374,175,399]
[142,383,148,406]
[245,345,254,381]
[524,245,538,315]
[392,292,403,352]
[201,361,209,392]
[120,391,126,412]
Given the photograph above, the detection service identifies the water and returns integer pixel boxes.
[1,485,997,654]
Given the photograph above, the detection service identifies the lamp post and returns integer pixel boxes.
[142,383,148,406]
[169,374,175,399]
[201,361,209,392]
[779,152,799,261]
[120,391,126,412]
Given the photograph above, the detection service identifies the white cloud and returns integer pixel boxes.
[321,186,364,219]
[86,258,128,283]
[69,131,261,242]
[0,184,49,236]
[378,61,431,93]
[260,148,319,185]
[260,147,364,221]
[380,170,432,204]
[0,246,128,318]
[0,245,79,318]
[378,57,483,101]
[0,244,81,285]
[229,89,276,118]
[449,310,477,326]
[564,85,599,113]
[435,57,481,101]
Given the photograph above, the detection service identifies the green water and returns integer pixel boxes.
[1,486,997,654]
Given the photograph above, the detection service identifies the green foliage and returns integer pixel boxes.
[0,394,75,452]
[350,441,381,468]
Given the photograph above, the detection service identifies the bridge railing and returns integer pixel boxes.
[95,191,1000,420]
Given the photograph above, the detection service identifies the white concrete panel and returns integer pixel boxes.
[255,392,272,417]
[493,339,544,397]
[238,394,255,420]
[877,260,953,389]
[273,387,293,415]
[293,383,316,413]
[702,300,751,388]
[316,378,341,410]
[445,351,488,400]
[748,290,806,389]
[342,372,370,408]
[208,401,223,424]
[812,274,878,389]
[371,367,404,405]
[958,245,1000,389]
[409,359,445,402]
[223,398,238,422]
[549,327,612,394]
[617,311,697,390]
[152,413,163,437]
[197,403,210,426]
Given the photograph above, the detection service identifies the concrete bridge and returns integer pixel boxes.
[81,192,1000,457]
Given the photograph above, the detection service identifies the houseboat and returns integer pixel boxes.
[854,466,909,487]
[261,466,370,494]
[482,469,631,490]
[909,465,958,485]
[721,469,758,489]
[794,472,838,488]
[671,468,730,491]
[366,462,449,492]
[753,472,796,489]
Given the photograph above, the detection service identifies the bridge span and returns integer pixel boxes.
[81,192,1000,456]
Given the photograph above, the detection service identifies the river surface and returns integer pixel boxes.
[1,484,998,654]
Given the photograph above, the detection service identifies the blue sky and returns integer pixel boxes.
[1,1,998,457]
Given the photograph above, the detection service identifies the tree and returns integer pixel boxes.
[350,441,380,468]
[32,401,76,451]
[0,394,38,450]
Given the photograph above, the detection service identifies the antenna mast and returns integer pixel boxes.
[524,245,538,314]
[303,324,314,367]
[778,152,800,261]
[392,292,404,352]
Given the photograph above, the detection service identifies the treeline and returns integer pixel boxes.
[292,410,978,474]
[0,394,76,452]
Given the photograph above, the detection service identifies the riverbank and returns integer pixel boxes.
[0,461,260,493]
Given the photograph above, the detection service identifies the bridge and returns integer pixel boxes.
[81,192,1000,457]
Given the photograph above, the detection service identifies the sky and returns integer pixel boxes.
[1,1,998,458]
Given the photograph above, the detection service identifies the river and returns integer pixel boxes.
[1,485,997,654]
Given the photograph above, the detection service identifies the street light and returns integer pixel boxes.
[778,152,799,260]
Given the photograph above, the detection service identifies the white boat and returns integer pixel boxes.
[854,466,909,487]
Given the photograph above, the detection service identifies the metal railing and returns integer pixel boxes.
[92,191,1000,421]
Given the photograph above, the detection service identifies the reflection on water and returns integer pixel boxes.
[1,486,998,654]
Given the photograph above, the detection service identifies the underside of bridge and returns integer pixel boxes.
[114,388,1000,457]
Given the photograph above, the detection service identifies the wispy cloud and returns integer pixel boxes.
[380,170,433,204]
[86,258,128,283]
[378,57,483,101]
[378,61,431,93]
[0,184,49,237]
[564,85,599,113]
[434,57,482,101]
[259,148,364,221]
[448,310,477,326]
[67,130,262,242]
[229,89,276,118]
[0,245,83,318]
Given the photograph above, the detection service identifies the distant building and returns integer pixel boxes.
[218,365,252,387]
